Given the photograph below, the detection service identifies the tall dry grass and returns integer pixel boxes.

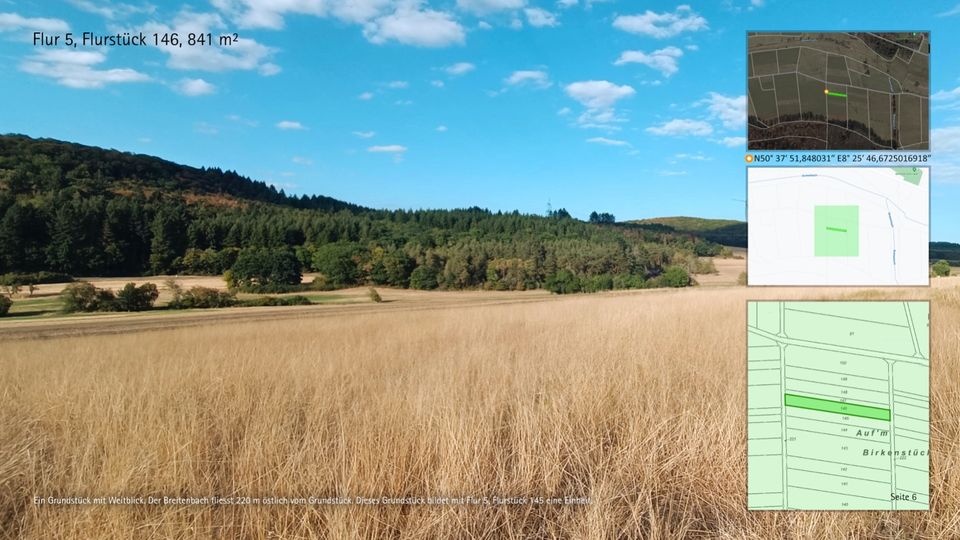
[1,285,959,539]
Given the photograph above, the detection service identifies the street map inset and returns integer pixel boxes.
[748,301,929,510]
[748,167,929,286]
[748,32,929,150]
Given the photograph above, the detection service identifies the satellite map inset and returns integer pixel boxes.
[747,32,929,150]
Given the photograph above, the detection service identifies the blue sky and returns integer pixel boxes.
[1,0,959,240]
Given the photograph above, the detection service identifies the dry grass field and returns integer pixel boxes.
[2,277,959,539]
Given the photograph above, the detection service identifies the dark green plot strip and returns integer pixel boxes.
[825,226,847,233]
[784,393,890,421]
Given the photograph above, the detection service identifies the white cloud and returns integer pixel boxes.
[505,69,551,88]
[456,0,525,15]
[576,108,627,129]
[658,170,688,176]
[557,0,577,8]
[226,114,258,126]
[674,152,711,161]
[565,80,635,109]
[259,63,281,76]
[19,49,149,89]
[477,20,493,29]
[524,7,558,27]
[938,4,960,16]
[510,17,523,29]
[175,78,216,96]
[141,10,277,74]
[565,80,636,130]
[194,121,219,135]
[292,156,313,165]
[394,99,413,105]
[212,0,322,28]
[364,7,465,47]
[387,80,409,88]
[933,127,960,153]
[930,86,960,101]
[368,144,407,153]
[212,0,466,48]
[276,120,306,130]
[211,0,393,28]
[614,46,683,77]
[586,137,630,147]
[751,0,765,6]
[700,92,746,129]
[353,130,376,138]
[67,0,155,19]
[431,79,445,87]
[613,5,708,38]
[436,125,448,132]
[557,107,571,116]
[358,91,374,100]
[716,136,746,147]
[0,12,69,32]
[685,44,699,51]
[645,119,713,136]
[445,62,475,75]
[929,127,960,183]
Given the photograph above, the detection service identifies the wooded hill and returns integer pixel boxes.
[630,217,747,248]
[0,135,724,292]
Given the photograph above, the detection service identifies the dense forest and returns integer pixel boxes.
[0,135,726,292]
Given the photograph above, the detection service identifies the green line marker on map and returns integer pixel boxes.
[784,393,891,421]
[814,205,859,257]
[826,90,847,98]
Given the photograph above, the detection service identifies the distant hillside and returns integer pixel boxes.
[0,134,365,212]
[632,217,954,261]
[0,135,724,292]
[931,242,960,265]
[630,217,748,248]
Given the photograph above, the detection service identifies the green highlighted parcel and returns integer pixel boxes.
[814,205,859,257]
[784,393,891,422]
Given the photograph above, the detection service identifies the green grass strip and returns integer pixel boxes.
[825,226,848,233]
[827,91,848,98]
[784,393,890,421]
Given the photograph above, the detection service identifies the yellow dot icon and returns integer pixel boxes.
[745,154,754,163]
[824,88,829,94]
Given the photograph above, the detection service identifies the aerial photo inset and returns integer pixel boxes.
[747,32,929,150]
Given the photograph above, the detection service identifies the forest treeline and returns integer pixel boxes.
[0,135,723,292]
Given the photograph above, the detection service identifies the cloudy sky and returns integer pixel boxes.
[1,0,959,240]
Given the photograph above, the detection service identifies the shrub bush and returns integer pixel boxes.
[169,286,237,309]
[113,283,159,312]
[230,248,302,292]
[932,260,951,277]
[307,275,334,291]
[544,270,582,294]
[612,274,646,289]
[241,295,312,307]
[61,281,117,313]
[0,295,11,316]
[656,266,692,288]
[311,243,362,287]
[368,287,382,303]
[409,266,440,290]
